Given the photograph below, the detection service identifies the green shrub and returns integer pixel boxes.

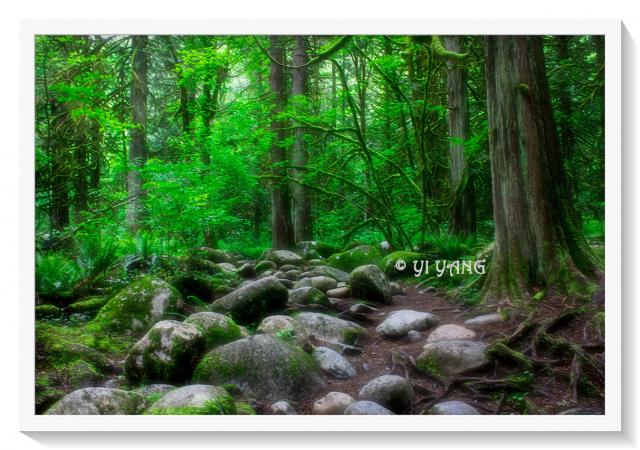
[36,253,83,296]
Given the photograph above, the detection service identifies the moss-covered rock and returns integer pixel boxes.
[192,247,237,264]
[294,312,367,346]
[210,277,288,325]
[350,264,393,304]
[193,334,325,403]
[145,384,236,415]
[416,340,489,376]
[92,277,184,335]
[45,387,145,415]
[184,312,243,349]
[66,296,109,314]
[288,286,330,307]
[326,245,381,273]
[124,320,205,385]
[254,260,278,275]
[256,315,311,351]
[379,251,424,278]
[265,250,304,267]
[35,304,62,319]
[302,265,350,283]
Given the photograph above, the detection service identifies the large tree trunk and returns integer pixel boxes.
[443,36,476,236]
[126,35,149,233]
[269,35,295,250]
[290,36,313,243]
[482,36,598,306]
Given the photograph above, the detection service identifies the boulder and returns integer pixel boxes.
[46,388,144,415]
[309,276,338,292]
[426,324,477,344]
[296,312,367,346]
[184,312,243,349]
[312,346,357,379]
[379,251,424,278]
[255,260,278,275]
[145,384,236,415]
[92,277,184,335]
[350,265,393,304]
[326,287,349,299]
[292,278,313,289]
[256,315,311,351]
[124,320,205,384]
[302,266,350,283]
[326,245,382,273]
[312,392,355,415]
[271,401,297,415]
[193,334,325,402]
[210,277,288,324]
[358,375,413,413]
[428,400,480,415]
[288,286,329,307]
[236,263,255,278]
[280,264,299,272]
[416,340,490,376]
[376,310,438,338]
[343,400,395,415]
[266,250,304,267]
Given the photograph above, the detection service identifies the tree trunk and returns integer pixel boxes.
[443,36,476,236]
[269,35,295,250]
[290,36,313,243]
[126,35,149,233]
[482,36,598,305]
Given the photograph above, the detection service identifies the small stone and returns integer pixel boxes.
[349,303,378,314]
[310,276,338,292]
[343,400,395,415]
[312,392,355,415]
[464,313,505,327]
[313,346,357,379]
[358,375,413,413]
[417,340,490,375]
[326,287,350,298]
[428,400,480,415]
[271,401,297,415]
[407,330,422,342]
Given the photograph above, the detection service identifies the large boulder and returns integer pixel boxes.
[184,312,243,349]
[358,375,413,413]
[343,401,395,415]
[145,384,236,415]
[210,277,288,324]
[349,265,393,304]
[266,250,304,267]
[416,340,490,376]
[124,320,205,384]
[92,277,184,335]
[427,400,480,415]
[312,346,357,379]
[376,310,438,338]
[295,312,367,346]
[193,334,325,402]
[256,315,311,351]
[379,251,424,278]
[312,392,355,415]
[326,245,381,273]
[45,388,144,415]
[426,324,477,344]
[288,286,329,307]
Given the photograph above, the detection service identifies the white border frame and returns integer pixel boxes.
[20,19,621,432]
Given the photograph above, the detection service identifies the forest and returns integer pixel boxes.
[34,34,605,416]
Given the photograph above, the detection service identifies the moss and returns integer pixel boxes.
[235,401,257,415]
[342,327,364,346]
[415,355,444,379]
[35,304,62,319]
[577,375,600,397]
[66,296,109,314]
[326,245,382,273]
[379,251,424,278]
[193,353,249,381]
[146,395,237,415]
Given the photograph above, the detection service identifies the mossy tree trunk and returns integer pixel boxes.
[443,35,476,236]
[482,36,599,305]
[269,35,295,250]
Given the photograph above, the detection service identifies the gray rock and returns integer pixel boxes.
[267,250,304,267]
[292,277,313,289]
[376,309,438,338]
[184,312,243,349]
[281,270,302,281]
[313,346,357,379]
[210,277,288,324]
[255,260,278,275]
[124,320,205,384]
[145,385,236,415]
[309,276,338,292]
[257,315,311,351]
[217,262,237,273]
[134,384,176,399]
[278,279,295,289]
[303,266,350,283]
[236,262,255,278]
[350,265,393,304]
[280,264,300,272]
[428,400,480,415]
[426,324,477,344]
[288,286,329,307]
[193,334,325,402]
[312,392,355,415]
[464,313,505,327]
[271,401,297,415]
[46,388,144,415]
[417,340,490,375]
[350,303,378,314]
[327,287,350,298]
[390,282,407,295]
[296,312,367,346]
[358,375,413,413]
[407,330,422,342]
[343,400,395,415]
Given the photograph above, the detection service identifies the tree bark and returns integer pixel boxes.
[126,35,149,233]
[290,36,313,243]
[269,35,295,250]
[482,36,598,305]
[443,36,476,236]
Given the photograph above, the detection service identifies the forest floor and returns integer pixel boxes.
[292,285,605,415]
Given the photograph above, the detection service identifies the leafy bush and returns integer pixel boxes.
[36,253,83,296]
[423,234,476,260]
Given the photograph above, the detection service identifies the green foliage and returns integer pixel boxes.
[36,253,83,296]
